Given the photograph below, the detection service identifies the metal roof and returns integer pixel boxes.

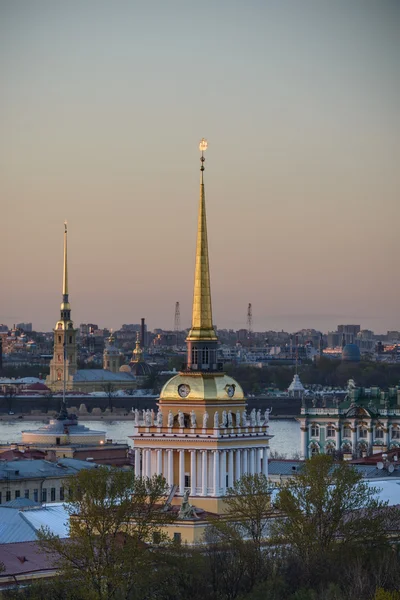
[0,458,98,482]
[0,503,69,544]
[73,369,135,382]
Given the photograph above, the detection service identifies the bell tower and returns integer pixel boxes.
[47,222,78,390]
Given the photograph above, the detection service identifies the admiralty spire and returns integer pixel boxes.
[186,139,218,371]
[131,140,272,526]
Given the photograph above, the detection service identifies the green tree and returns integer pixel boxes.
[273,455,400,585]
[38,467,174,600]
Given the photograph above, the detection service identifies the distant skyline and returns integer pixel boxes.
[1,1,399,333]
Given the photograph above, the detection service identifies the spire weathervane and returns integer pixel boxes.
[63,221,68,300]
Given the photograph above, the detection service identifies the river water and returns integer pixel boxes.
[0,419,300,458]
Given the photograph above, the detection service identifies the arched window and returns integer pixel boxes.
[310,444,319,456]
[392,428,400,440]
[58,335,62,343]
[359,427,368,439]
[343,425,351,438]
[311,424,319,437]
[69,336,72,344]
[375,428,384,439]
[57,370,62,381]
[326,425,335,438]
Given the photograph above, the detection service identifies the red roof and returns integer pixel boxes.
[26,382,50,391]
[0,541,57,583]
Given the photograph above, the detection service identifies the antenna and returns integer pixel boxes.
[174,301,181,333]
[247,303,253,340]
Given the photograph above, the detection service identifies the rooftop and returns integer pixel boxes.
[0,458,98,482]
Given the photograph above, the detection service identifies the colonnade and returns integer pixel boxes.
[134,447,269,496]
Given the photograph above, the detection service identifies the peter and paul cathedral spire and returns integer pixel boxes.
[186,139,219,372]
[47,222,78,392]
[60,221,71,322]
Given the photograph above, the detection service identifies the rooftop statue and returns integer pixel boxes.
[167,410,174,428]
[190,410,197,428]
[178,490,200,520]
[214,411,219,428]
[202,411,209,428]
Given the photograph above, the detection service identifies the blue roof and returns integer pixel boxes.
[0,458,98,482]
[0,503,69,544]
[73,369,135,382]
[342,344,361,361]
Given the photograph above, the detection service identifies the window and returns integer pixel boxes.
[191,348,198,365]
[184,475,190,489]
[152,532,161,545]
[327,425,335,438]
[56,437,60,446]
[42,488,47,502]
[33,489,38,502]
[69,336,72,344]
[24,489,29,499]
[6,491,11,502]
[60,487,65,501]
[202,347,209,365]
[343,426,351,438]
[392,429,400,440]
[15,490,20,499]
[311,424,319,437]
[359,428,368,439]
[58,335,62,343]
[173,532,182,545]
[310,445,319,456]
[51,488,56,502]
[57,370,62,381]
[375,429,384,439]
[0,492,2,504]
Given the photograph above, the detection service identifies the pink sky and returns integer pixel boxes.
[1,1,399,333]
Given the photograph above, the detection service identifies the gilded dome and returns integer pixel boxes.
[159,373,244,402]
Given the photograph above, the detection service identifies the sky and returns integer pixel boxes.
[1,0,399,334]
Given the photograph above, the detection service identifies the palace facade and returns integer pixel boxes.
[298,381,400,459]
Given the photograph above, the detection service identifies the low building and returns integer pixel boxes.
[297,382,400,459]
[0,458,98,505]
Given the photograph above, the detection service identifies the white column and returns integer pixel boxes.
[256,448,262,474]
[242,449,248,475]
[213,450,220,496]
[134,448,141,477]
[179,450,185,494]
[300,424,308,459]
[351,423,357,455]
[262,447,269,477]
[190,450,197,496]
[335,426,340,453]
[201,450,208,496]
[157,449,162,475]
[220,451,226,495]
[228,450,234,489]
[147,450,152,478]
[235,449,241,482]
[249,449,255,475]
[167,449,174,487]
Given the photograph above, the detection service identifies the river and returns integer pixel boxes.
[0,418,300,458]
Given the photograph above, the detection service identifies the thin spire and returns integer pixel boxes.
[187,139,217,342]
[63,221,68,300]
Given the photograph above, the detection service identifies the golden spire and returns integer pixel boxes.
[61,221,71,312]
[132,332,143,362]
[63,221,68,297]
[187,139,217,342]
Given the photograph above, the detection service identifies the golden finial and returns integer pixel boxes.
[62,221,68,298]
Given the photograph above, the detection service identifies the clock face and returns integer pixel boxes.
[178,384,190,398]
[226,385,235,398]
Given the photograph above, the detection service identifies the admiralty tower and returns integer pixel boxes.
[131,140,272,514]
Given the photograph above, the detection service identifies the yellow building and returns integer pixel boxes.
[46,224,136,394]
[131,140,272,524]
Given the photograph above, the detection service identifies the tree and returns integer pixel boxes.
[204,474,275,596]
[273,455,400,586]
[101,382,116,412]
[38,467,175,600]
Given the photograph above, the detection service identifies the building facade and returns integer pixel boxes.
[297,382,400,459]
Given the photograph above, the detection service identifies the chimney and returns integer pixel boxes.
[141,318,146,349]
